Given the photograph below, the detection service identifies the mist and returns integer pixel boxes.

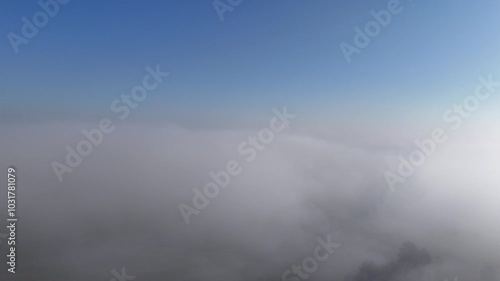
[1,119,499,281]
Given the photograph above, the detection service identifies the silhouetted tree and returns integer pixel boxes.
[344,242,432,281]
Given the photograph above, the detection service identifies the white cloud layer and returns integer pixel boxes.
[0,120,499,280]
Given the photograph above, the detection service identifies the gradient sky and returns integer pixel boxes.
[2,0,500,126]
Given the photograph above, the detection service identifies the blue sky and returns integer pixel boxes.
[2,0,500,126]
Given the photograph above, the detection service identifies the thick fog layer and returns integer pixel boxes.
[1,120,499,281]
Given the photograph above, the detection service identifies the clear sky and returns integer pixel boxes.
[2,0,500,127]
